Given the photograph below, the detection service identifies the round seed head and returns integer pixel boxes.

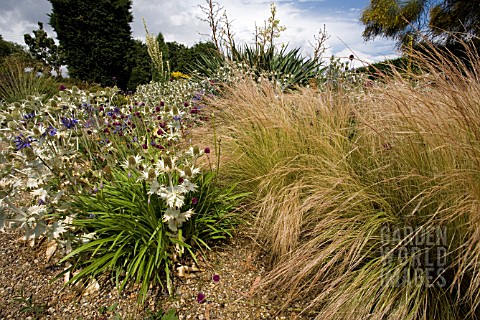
[148,168,157,180]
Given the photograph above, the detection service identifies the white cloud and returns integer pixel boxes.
[134,0,398,62]
[1,0,399,62]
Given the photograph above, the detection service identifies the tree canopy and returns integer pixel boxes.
[24,22,65,76]
[48,0,134,89]
[154,31,218,75]
[361,0,480,46]
[0,35,29,63]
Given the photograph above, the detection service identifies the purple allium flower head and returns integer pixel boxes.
[155,106,161,112]
[160,101,165,106]
[59,84,66,91]
[191,197,198,205]
[196,292,206,303]
[212,274,220,283]
[184,102,189,107]
[204,147,211,154]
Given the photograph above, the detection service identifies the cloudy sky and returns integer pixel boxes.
[0,0,400,67]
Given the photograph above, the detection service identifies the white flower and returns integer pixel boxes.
[27,205,46,217]
[137,165,158,181]
[163,208,195,232]
[0,178,10,189]
[52,190,64,204]
[51,221,67,239]
[185,146,204,158]
[183,209,194,220]
[156,156,177,174]
[163,207,180,222]
[80,232,96,244]
[121,154,142,170]
[26,177,43,189]
[158,185,185,209]
[31,188,48,202]
[63,215,73,226]
[181,179,197,192]
[148,180,161,195]
[167,121,181,132]
[165,130,182,142]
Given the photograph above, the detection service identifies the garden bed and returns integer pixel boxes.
[0,227,305,319]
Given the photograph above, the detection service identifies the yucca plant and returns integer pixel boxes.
[194,44,322,91]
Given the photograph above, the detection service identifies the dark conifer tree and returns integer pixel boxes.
[49,0,134,89]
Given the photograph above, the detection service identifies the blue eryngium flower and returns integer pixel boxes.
[61,117,78,129]
[14,134,35,150]
[47,126,57,136]
[23,112,35,120]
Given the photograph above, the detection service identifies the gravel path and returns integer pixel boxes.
[0,228,305,319]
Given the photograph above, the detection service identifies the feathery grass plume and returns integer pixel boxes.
[210,77,355,260]
[211,37,480,318]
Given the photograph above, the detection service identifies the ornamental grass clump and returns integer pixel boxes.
[0,55,59,104]
[212,39,480,319]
